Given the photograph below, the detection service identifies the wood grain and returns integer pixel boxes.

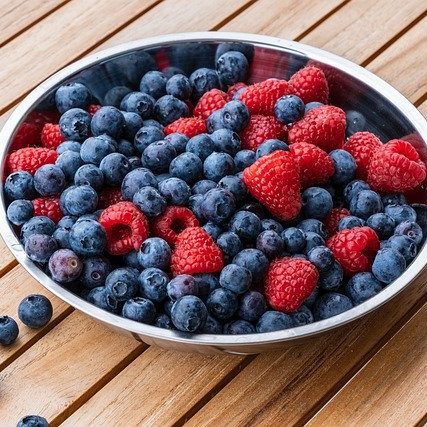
[419,100,427,118]
[0,236,16,277]
[308,304,427,427]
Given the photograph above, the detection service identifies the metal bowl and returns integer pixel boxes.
[1,32,426,355]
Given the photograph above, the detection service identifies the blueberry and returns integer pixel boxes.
[200,188,236,224]
[21,216,55,243]
[157,177,190,206]
[233,248,269,282]
[143,119,164,130]
[346,110,366,136]
[122,112,144,141]
[0,316,19,346]
[206,288,238,321]
[349,189,383,220]
[203,152,235,182]
[164,132,189,154]
[186,133,216,160]
[297,219,327,239]
[78,256,111,290]
[305,101,323,113]
[116,139,136,157]
[120,91,155,118]
[203,222,223,240]
[318,261,343,291]
[57,140,81,154]
[25,234,58,263]
[198,314,222,333]
[133,186,166,217]
[192,179,217,195]
[104,85,132,107]
[55,150,83,181]
[302,187,333,219]
[237,291,267,322]
[366,213,395,239]
[122,250,140,269]
[382,193,406,206]
[219,264,252,295]
[189,194,204,221]
[142,140,177,174]
[100,152,131,185]
[343,180,370,204]
[122,297,156,324]
[382,235,417,263]
[304,232,325,253]
[307,245,334,270]
[256,311,293,332]
[337,216,366,230]
[155,313,174,330]
[216,51,248,85]
[6,199,33,225]
[86,286,120,313]
[274,95,305,124]
[206,109,224,133]
[216,231,242,260]
[58,215,76,229]
[230,210,262,241]
[194,274,220,298]
[80,136,116,165]
[167,274,199,301]
[90,106,124,138]
[209,129,241,156]
[163,66,185,78]
[138,237,171,269]
[394,221,423,245]
[189,68,220,99]
[384,204,417,224]
[372,248,406,284]
[18,294,53,328]
[166,74,192,99]
[61,185,98,216]
[154,95,189,125]
[134,126,165,153]
[55,82,91,113]
[291,306,314,326]
[139,268,169,303]
[345,272,382,305]
[261,218,284,234]
[313,292,353,320]
[224,319,255,334]
[4,171,35,200]
[330,149,357,186]
[256,230,284,258]
[304,286,320,308]
[234,149,255,171]
[171,295,207,332]
[215,42,254,63]
[17,415,49,427]
[217,101,250,133]
[59,108,91,141]
[121,167,157,201]
[69,219,106,256]
[169,152,203,184]
[241,202,267,219]
[255,139,289,159]
[74,164,104,190]
[282,227,306,253]
[105,267,139,301]
[218,175,247,203]
[139,71,167,99]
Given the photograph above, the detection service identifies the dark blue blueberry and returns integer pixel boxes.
[230,210,262,241]
[216,231,242,260]
[81,256,111,289]
[154,95,189,126]
[200,188,236,224]
[80,135,116,166]
[215,42,254,63]
[138,237,171,269]
[188,194,204,221]
[349,189,383,220]
[128,156,142,170]
[18,294,53,328]
[256,311,293,332]
[206,109,223,133]
[164,300,173,317]
[138,268,169,303]
[122,297,156,324]
[164,132,189,154]
[186,133,216,160]
[210,129,241,156]
[206,288,238,321]
[297,219,327,239]
[133,186,166,217]
[302,187,333,219]
[74,164,104,190]
[99,153,131,186]
[155,313,174,329]
[394,220,423,245]
[330,149,357,186]
[134,126,165,154]
[318,261,343,291]
[203,222,223,240]
[142,140,176,173]
[169,152,203,184]
[4,171,35,201]
[307,245,334,270]
[233,248,269,282]
[122,112,144,141]
[167,274,199,301]
[382,235,417,263]
[56,150,84,181]
[291,306,314,326]
[217,101,250,133]
[116,139,136,157]
[192,179,217,195]
[105,267,139,301]
[6,199,33,225]
[21,216,55,243]
[163,66,185,79]
[372,248,406,284]
[25,234,58,263]
[304,232,325,253]
[61,185,98,216]
[104,85,132,108]
[59,108,91,141]
[203,152,235,182]
[337,216,366,230]
[120,91,155,119]
[345,110,366,136]
[197,314,222,333]
[218,175,246,203]
[17,415,49,427]
[122,250,140,269]
[234,149,255,171]
[282,227,306,254]
[166,74,192,100]
[305,101,323,113]
[219,264,252,294]
[343,180,370,204]
[238,291,267,322]
[121,167,157,201]
[155,173,171,183]
[384,204,417,224]
[142,119,163,130]
[256,230,284,258]
[171,295,207,332]
[304,286,320,308]
[224,319,255,334]
[158,177,190,205]
[0,316,19,346]
[216,51,248,85]
[313,292,353,320]
[194,274,220,298]
[139,71,167,99]
[345,272,382,305]
[55,82,91,113]
[86,286,120,313]
[91,106,124,138]
[255,139,289,160]
[274,94,305,124]
[261,218,284,234]
[57,140,81,154]
[366,213,395,239]
[189,68,220,100]
[69,219,106,256]
[382,193,406,206]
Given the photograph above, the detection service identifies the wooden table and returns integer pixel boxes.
[1,1,426,425]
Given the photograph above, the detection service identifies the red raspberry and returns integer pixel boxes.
[11,122,41,149]
[344,132,382,180]
[289,142,334,187]
[327,226,380,276]
[171,227,224,276]
[227,82,247,99]
[243,150,301,221]
[152,206,199,246]
[240,115,287,151]
[240,79,292,115]
[289,66,329,104]
[288,105,346,152]
[6,147,58,175]
[265,257,319,313]
[367,139,427,193]
[99,201,149,256]
[194,89,228,120]
[324,207,350,236]
[32,197,63,223]
[41,123,65,149]
[98,187,123,209]
[30,109,61,125]
[87,104,102,116]
[164,117,206,138]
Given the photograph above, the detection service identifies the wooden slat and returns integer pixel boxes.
[63,348,246,426]
[0,237,16,277]
[308,304,427,427]
[0,311,142,426]
[419,100,427,117]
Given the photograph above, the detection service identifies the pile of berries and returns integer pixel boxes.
[3,43,427,337]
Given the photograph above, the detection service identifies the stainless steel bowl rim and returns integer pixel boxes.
[1,32,426,348]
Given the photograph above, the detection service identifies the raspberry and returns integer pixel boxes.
[344,132,382,180]
[6,147,58,175]
[289,142,334,187]
[87,104,102,116]
[324,207,350,236]
[11,122,41,149]
[240,115,287,151]
[288,105,346,152]
[367,139,426,193]
[152,206,199,246]
[327,226,380,276]
[32,197,63,223]
[97,187,123,209]
[99,201,149,255]
[164,117,206,138]
[41,123,65,149]
[264,257,319,313]
[171,227,224,276]
[240,79,292,115]
[227,82,247,99]
[194,89,228,120]
[289,66,329,104]
[243,150,301,221]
